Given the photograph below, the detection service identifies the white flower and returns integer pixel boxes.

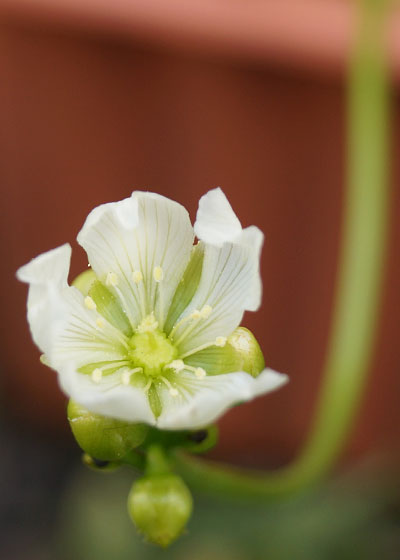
[17,188,287,429]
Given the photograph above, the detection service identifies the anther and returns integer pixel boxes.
[84,295,96,310]
[215,336,227,347]
[132,270,143,284]
[96,317,106,329]
[195,367,206,378]
[161,375,179,397]
[190,309,202,320]
[153,266,164,282]
[106,271,118,287]
[136,313,159,333]
[168,359,185,372]
[200,304,212,319]
[91,368,103,383]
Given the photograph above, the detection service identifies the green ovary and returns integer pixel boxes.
[128,330,178,377]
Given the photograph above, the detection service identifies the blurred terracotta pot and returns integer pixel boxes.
[0,0,399,466]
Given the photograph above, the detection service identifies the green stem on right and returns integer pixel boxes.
[174,0,390,500]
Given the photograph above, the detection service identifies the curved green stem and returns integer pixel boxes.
[174,0,390,501]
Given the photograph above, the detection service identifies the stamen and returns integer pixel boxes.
[136,313,159,333]
[106,271,118,287]
[153,266,164,282]
[169,305,212,342]
[200,304,213,319]
[143,378,152,393]
[121,367,142,386]
[178,336,228,360]
[91,368,103,383]
[168,314,195,340]
[174,307,213,346]
[160,375,179,397]
[96,317,106,328]
[190,309,201,319]
[215,336,227,347]
[195,367,206,378]
[132,269,143,284]
[183,364,207,378]
[84,296,96,310]
[167,359,185,372]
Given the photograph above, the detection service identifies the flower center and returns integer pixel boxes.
[128,329,178,378]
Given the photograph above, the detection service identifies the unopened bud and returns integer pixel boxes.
[71,269,97,295]
[228,327,265,377]
[127,474,193,547]
[67,400,148,461]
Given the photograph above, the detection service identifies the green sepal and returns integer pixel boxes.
[67,400,149,461]
[88,280,133,337]
[185,327,265,377]
[71,269,97,295]
[164,243,204,334]
[127,473,193,548]
[148,383,163,419]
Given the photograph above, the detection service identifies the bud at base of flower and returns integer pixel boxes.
[228,327,265,377]
[67,400,148,461]
[71,269,97,295]
[127,474,193,548]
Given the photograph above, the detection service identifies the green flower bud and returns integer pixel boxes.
[67,400,148,461]
[227,327,265,377]
[71,269,97,295]
[127,474,193,547]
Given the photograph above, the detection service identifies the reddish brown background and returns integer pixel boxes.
[0,0,399,468]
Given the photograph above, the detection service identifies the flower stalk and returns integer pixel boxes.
[173,0,390,499]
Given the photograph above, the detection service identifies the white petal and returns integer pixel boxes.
[240,225,264,311]
[17,244,148,422]
[50,286,129,370]
[77,191,194,329]
[59,363,155,424]
[172,232,263,357]
[194,187,242,245]
[156,368,288,430]
[16,244,72,355]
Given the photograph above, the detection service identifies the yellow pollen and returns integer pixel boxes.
[168,359,185,372]
[132,270,143,284]
[91,368,103,383]
[106,271,118,286]
[215,336,227,347]
[153,266,164,282]
[84,296,96,310]
[136,313,159,333]
[190,309,202,320]
[169,388,179,397]
[195,367,206,378]
[96,317,106,329]
[200,304,213,319]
